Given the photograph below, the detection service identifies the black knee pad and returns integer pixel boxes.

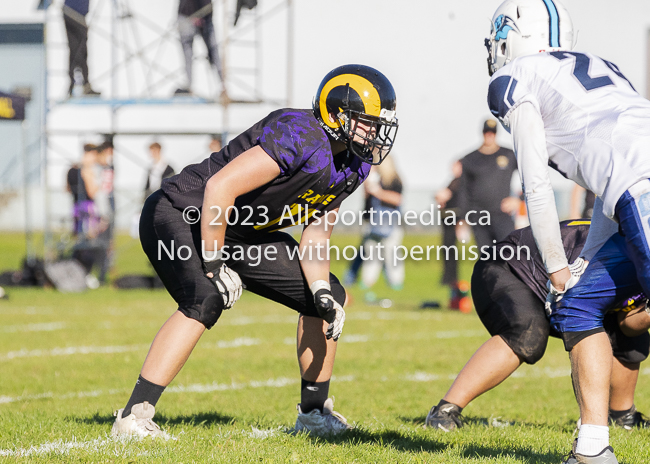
[180,294,224,329]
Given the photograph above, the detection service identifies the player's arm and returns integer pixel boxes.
[201,146,280,252]
[299,209,345,340]
[509,102,570,289]
[200,146,281,307]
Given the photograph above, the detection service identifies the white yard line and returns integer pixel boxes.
[0,344,149,361]
[0,337,265,362]
[203,337,261,349]
[0,322,66,333]
[0,437,114,457]
[0,375,354,455]
[405,366,572,383]
[0,375,354,406]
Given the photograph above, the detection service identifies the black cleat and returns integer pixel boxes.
[609,405,650,430]
[425,401,463,431]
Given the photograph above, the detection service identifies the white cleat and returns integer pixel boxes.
[294,398,353,437]
[111,401,169,439]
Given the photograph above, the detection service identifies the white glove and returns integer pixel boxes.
[310,280,346,341]
[203,253,243,309]
[544,258,587,316]
[568,257,588,277]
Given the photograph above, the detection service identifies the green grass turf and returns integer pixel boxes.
[0,232,649,462]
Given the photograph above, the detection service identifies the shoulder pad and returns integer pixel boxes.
[488,75,518,120]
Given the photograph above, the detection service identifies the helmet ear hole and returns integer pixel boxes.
[501,42,507,54]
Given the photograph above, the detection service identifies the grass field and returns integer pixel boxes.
[1,232,649,463]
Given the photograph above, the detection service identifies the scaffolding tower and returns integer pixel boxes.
[42,0,294,263]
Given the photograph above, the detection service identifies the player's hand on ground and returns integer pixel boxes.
[310,280,346,341]
[203,258,243,309]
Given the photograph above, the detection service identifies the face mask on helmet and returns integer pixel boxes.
[485,0,575,76]
[313,65,399,165]
[336,107,398,165]
[485,13,518,76]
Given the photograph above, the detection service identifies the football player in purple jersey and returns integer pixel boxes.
[111,65,398,438]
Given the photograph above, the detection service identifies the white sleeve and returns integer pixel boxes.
[580,196,619,262]
[509,101,568,274]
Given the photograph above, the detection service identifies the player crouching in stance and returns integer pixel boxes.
[426,221,650,432]
[484,0,650,462]
[111,65,399,438]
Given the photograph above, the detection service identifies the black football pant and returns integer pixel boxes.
[139,190,345,327]
[64,13,89,91]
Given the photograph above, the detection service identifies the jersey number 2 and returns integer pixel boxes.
[550,51,635,92]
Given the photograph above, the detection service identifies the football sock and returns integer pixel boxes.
[300,378,330,413]
[123,375,166,417]
[609,405,635,420]
[438,399,463,413]
[575,424,609,456]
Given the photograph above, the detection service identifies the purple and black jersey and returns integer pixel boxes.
[162,109,370,239]
[496,220,589,302]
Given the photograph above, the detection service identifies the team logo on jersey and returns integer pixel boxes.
[612,293,647,313]
[494,15,519,41]
[496,155,509,169]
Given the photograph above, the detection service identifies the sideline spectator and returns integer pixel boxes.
[458,119,518,249]
[66,143,99,237]
[344,156,404,294]
[95,141,116,283]
[435,160,466,309]
[145,142,175,199]
[209,134,222,153]
[361,157,405,291]
[175,0,227,100]
[67,143,104,283]
[63,0,100,96]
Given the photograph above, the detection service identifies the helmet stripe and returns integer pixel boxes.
[541,0,560,48]
[319,74,382,129]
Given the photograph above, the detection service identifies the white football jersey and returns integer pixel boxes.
[488,51,650,218]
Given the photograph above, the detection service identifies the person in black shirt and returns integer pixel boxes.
[111,65,399,438]
[425,221,650,431]
[457,119,518,249]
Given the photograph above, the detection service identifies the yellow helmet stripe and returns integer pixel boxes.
[319,74,381,129]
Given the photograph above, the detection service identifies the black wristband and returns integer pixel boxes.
[202,250,226,275]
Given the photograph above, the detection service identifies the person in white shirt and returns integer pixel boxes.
[485,1,650,462]
[145,142,175,199]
